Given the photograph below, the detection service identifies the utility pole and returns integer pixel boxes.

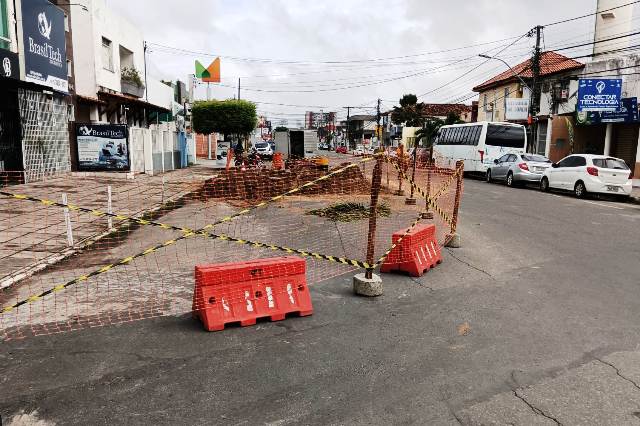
[344,106,351,149]
[530,25,543,153]
[376,98,381,148]
[237,78,241,100]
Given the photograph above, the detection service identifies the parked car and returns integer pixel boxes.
[354,145,365,156]
[336,145,348,154]
[486,153,552,187]
[540,154,632,199]
[252,142,273,159]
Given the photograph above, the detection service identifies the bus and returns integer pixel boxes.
[433,122,527,174]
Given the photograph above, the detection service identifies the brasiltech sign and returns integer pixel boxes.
[76,124,130,171]
[21,0,68,92]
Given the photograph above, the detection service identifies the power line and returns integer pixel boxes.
[544,0,640,27]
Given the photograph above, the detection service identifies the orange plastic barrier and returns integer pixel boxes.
[192,257,313,331]
[272,152,284,170]
[380,224,442,277]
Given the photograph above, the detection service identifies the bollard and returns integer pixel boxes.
[445,160,464,248]
[107,185,113,230]
[354,156,383,296]
[62,193,74,247]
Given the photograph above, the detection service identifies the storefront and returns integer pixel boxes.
[0,48,22,178]
[16,0,70,182]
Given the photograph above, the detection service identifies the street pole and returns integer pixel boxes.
[376,98,381,149]
[143,41,149,102]
[530,25,543,153]
[345,106,351,150]
[238,78,241,100]
[207,82,212,160]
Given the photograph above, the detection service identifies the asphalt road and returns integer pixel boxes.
[2,180,640,425]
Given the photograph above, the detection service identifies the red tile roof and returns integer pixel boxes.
[422,103,472,117]
[472,51,584,92]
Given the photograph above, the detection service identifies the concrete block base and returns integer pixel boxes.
[445,233,461,248]
[421,211,434,220]
[405,197,417,205]
[353,273,383,297]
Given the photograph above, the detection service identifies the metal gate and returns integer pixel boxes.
[614,124,638,169]
[0,82,23,180]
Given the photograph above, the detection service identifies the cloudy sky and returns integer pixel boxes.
[106,0,600,125]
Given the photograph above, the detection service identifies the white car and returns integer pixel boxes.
[354,145,365,156]
[540,154,632,199]
[252,142,273,159]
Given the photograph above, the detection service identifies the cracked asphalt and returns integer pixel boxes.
[2,179,640,425]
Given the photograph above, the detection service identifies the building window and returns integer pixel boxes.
[64,13,69,32]
[503,87,509,110]
[67,59,72,77]
[483,94,488,112]
[102,37,113,71]
[0,0,10,50]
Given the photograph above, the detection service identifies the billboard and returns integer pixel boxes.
[576,97,638,125]
[505,98,530,121]
[21,0,68,92]
[577,79,622,112]
[76,124,130,171]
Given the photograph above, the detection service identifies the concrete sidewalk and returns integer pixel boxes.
[0,165,217,289]
[459,351,640,425]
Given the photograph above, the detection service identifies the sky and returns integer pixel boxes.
[105,0,600,126]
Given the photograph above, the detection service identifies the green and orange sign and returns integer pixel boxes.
[195,58,221,83]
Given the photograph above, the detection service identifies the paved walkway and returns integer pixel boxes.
[459,351,640,425]
[0,165,216,288]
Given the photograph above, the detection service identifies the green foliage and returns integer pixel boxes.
[192,99,258,135]
[306,202,391,222]
[445,112,465,125]
[274,126,289,132]
[391,94,426,127]
[121,67,144,88]
[415,118,444,148]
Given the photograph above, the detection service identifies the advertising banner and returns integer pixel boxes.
[76,124,130,171]
[0,50,19,80]
[21,0,68,92]
[577,79,622,112]
[505,98,530,121]
[576,97,638,125]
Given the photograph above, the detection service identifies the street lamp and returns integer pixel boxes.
[478,54,531,93]
[52,3,89,11]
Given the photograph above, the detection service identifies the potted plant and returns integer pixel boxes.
[121,67,145,98]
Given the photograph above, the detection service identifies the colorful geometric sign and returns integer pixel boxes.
[195,58,220,83]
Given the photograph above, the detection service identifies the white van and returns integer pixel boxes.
[433,122,527,174]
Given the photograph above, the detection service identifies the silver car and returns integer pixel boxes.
[486,153,552,187]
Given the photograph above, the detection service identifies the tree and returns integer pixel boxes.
[274,126,288,132]
[192,100,258,141]
[415,118,443,148]
[391,94,426,127]
[444,112,465,125]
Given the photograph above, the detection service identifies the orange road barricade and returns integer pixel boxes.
[380,224,442,277]
[272,152,284,170]
[192,257,313,331]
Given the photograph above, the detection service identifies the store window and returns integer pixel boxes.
[0,0,10,50]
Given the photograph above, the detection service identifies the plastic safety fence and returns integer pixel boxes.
[0,155,463,340]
